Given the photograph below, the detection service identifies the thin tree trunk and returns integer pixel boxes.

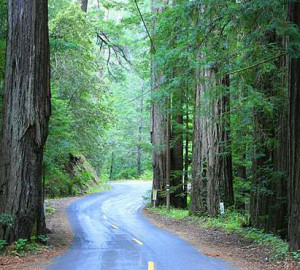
[0,0,51,242]
[109,152,114,180]
[166,98,171,211]
[170,93,185,208]
[184,92,189,207]
[288,0,300,251]
[221,75,234,207]
[137,93,144,177]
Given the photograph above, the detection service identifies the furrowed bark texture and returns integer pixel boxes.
[191,64,234,216]
[0,0,51,242]
[151,85,167,205]
[151,0,166,206]
[288,1,300,251]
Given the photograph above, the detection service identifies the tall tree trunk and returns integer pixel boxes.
[220,75,234,207]
[183,91,189,207]
[249,32,288,234]
[170,93,185,208]
[0,0,51,242]
[151,0,166,206]
[137,93,144,177]
[266,43,288,236]
[191,61,234,216]
[190,59,207,214]
[288,0,300,251]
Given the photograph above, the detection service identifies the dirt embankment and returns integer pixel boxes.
[143,208,299,270]
[0,197,79,270]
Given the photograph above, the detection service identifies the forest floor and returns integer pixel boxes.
[0,197,80,270]
[143,208,300,270]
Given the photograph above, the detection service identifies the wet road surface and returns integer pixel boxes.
[46,181,236,270]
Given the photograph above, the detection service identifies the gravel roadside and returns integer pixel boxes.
[0,197,80,270]
[143,208,299,270]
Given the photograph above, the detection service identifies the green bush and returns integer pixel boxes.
[45,205,57,216]
[115,168,138,180]
[139,169,153,180]
[11,237,46,255]
[0,213,15,228]
[0,239,7,252]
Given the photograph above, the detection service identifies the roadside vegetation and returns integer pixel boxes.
[147,206,300,262]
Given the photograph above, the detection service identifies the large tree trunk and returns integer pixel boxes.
[191,62,234,216]
[190,64,207,214]
[151,91,167,205]
[151,0,166,206]
[0,0,51,242]
[288,1,300,251]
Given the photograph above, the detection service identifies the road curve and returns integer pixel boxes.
[46,181,236,270]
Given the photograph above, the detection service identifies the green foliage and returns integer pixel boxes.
[149,206,298,261]
[45,205,57,216]
[0,213,15,228]
[12,239,41,255]
[45,0,112,197]
[149,206,189,220]
[115,168,139,180]
[139,169,153,180]
[0,239,7,252]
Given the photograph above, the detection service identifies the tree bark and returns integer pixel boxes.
[220,75,234,207]
[80,0,88,12]
[151,0,166,206]
[170,93,185,208]
[191,60,234,216]
[0,0,51,242]
[183,94,189,205]
[288,0,300,251]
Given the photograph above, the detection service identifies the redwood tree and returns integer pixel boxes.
[288,0,300,251]
[0,0,51,242]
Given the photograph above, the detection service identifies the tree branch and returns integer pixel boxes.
[134,0,156,53]
[228,53,286,76]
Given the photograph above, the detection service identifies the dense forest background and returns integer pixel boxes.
[0,0,299,254]
[0,0,152,198]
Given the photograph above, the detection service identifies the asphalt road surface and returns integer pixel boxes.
[46,181,235,270]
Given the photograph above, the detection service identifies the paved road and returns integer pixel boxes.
[46,181,235,270]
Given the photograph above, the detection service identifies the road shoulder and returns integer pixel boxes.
[0,197,79,270]
[142,208,298,270]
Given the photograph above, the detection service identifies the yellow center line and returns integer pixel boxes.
[103,214,107,220]
[111,224,118,229]
[148,261,154,270]
[132,237,143,245]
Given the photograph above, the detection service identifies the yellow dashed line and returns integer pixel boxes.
[148,261,154,270]
[103,215,107,220]
[132,238,143,245]
[111,224,118,229]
